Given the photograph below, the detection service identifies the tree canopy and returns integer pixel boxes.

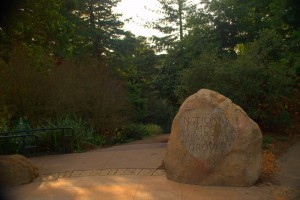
[153,0,299,129]
[0,0,299,146]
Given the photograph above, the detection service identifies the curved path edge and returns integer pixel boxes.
[39,168,166,182]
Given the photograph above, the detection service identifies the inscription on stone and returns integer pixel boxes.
[179,112,235,158]
[164,89,263,186]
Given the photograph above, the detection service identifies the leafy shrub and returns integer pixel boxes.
[0,105,11,132]
[0,111,33,155]
[272,110,292,130]
[262,135,274,149]
[102,128,126,145]
[177,30,296,130]
[145,95,175,133]
[143,124,164,136]
[39,115,104,152]
[0,49,49,127]
[13,117,30,131]
[121,123,164,142]
[46,59,130,133]
[0,136,22,155]
[0,52,130,133]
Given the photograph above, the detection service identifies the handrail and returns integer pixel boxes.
[0,127,73,135]
[0,134,39,155]
[0,127,74,155]
[0,133,39,138]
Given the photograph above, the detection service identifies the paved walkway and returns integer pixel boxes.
[2,135,300,200]
[275,141,300,188]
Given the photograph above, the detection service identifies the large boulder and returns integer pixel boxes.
[0,154,39,186]
[164,89,263,186]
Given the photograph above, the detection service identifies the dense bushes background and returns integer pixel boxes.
[177,30,297,129]
[0,51,129,132]
[1,0,299,154]
[0,46,136,152]
[154,0,299,131]
[0,40,168,154]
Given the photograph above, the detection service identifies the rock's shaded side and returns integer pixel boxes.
[0,154,39,186]
[164,89,262,186]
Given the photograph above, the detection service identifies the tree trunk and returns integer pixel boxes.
[178,0,183,42]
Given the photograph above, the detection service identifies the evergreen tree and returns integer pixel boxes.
[150,0,191,51]
[76,0,124,58]
[0,0,75,68]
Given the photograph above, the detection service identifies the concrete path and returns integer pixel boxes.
[30,143,166,175]
[276,141,300,188]
[2,136,300,200]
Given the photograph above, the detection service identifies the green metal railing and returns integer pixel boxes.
[0,128,74,155]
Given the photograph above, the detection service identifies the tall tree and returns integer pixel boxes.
[150,0,190,51]
[197,0,270,56]
[151,0,196,109]
[0,0,126,65]
[176,0,299,129]
[77,0,124,58]
[111,33,159,122]
[0,0,84,67]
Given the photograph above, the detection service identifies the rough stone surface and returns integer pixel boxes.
[0,154,39,186]
[164,89,263,186]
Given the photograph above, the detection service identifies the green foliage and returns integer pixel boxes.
[155,57,183,106]
[0,0,126,69]
[145,94,175,133]
[13,117,30,131]
[126,81,149,122]
[262,135,274,149]
[46,59,130,133]
[112,34,174,129]
[273,135,288,142]
[101,128,126,145]
[122,123,164,142]
[157,0,299,131]
[272,110,293,130]
[0,0,76,68]
[1,0,299,155]
[0,48,49,124]
[0,137,23,155]
[177,29,296,129]
[151,0,178,45]
[0,1,173,153]
[39,116,103,152]
[262,134,288,149]
[100,123,164,145]
[0,105,11,132]
[150,0,194,51]
[143,124,164,136]
[175,51,221,101]
[0,54,130,132]
[73,0,124,57]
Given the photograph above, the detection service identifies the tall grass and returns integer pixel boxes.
[39,116,104,152]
